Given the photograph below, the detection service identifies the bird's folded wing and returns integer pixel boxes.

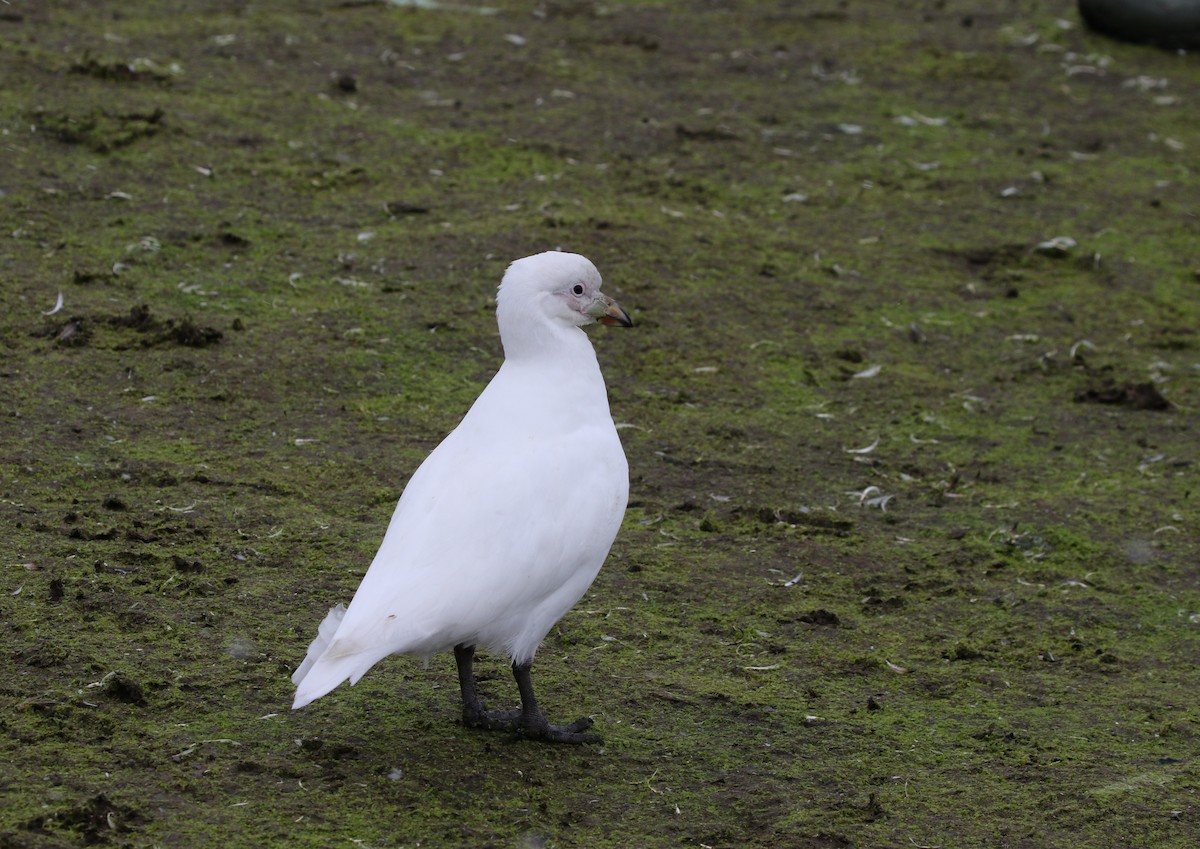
[292,417,626,707]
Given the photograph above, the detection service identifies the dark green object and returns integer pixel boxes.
[1079,0,1200,47]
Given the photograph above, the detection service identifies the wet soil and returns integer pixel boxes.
[2,1,1199,847]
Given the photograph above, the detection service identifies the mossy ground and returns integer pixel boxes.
[2,1,1198,846]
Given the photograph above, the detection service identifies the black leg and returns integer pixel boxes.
[454,643,483,716]
[455,643,521,729]
[511,660,600,744]
[452,643,600,744]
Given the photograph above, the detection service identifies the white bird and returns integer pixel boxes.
[291,250,632,743]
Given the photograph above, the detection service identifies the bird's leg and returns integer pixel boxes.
[454,642,484,718]
[454,644,599,744]
[510,660,600,744]
[454,643,520,729]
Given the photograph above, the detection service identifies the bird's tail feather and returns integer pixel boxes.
[292,604,400,709]
[292,604,345,685]
[291,604,358,709]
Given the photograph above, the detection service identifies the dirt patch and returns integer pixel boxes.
[1,1,1198,847]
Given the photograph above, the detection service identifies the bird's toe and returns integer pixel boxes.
[518,713,600,744]
[462,705,523,731]
[540,723,602,745]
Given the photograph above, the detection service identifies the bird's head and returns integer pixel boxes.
[497,251,632,335]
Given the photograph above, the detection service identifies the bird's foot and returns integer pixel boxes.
[454,647,600,744]
[461,703,522,731]
[518,712,600,745]
[462,703,600,744]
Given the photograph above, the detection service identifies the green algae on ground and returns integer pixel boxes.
[2,1,1199,847]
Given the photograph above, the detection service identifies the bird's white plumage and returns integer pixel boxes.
[292,251,629,710]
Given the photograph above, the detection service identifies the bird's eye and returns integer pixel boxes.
[572,284,584,296]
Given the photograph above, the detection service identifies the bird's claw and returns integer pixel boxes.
[462,705,522,731]
[517,713,600,744]
[462,705,600,744]
[535,715,601,744]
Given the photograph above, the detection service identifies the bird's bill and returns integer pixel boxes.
[588,293,633,328]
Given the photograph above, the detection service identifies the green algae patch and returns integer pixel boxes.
[2,0,1199,847]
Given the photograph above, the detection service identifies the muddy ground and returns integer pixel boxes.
[2,1,1199,847]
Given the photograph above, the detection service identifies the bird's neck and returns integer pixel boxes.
[499,319,596,364]
[490,330,612,423]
